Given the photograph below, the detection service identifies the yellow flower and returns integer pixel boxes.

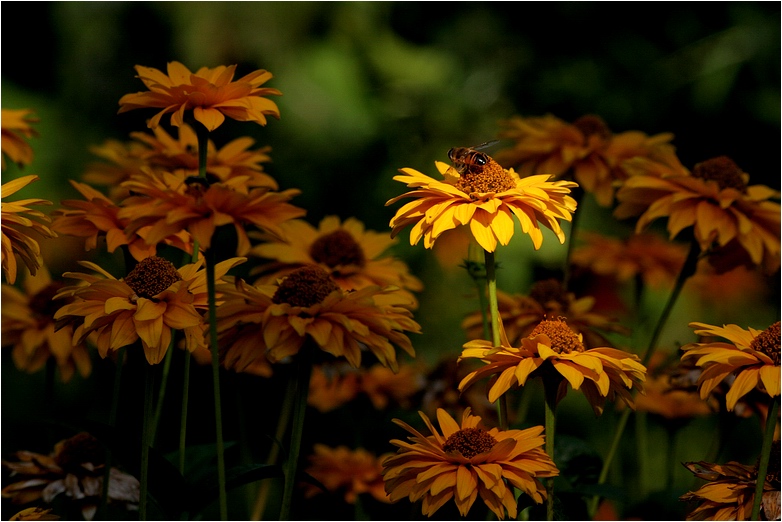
[2,266,91,382]
[304,444,392,504]
[387,156,577,253]
[118,171,304,256]
[1,175,56,284]
[459,317,646,415]
[118,61,281,131]
[615,152,781,274]
[382,408,558,519]
[462,278,629,350]
[10,507,59,521]
[2,109,39,169]
[680,321,780,411]
[1,432,139,520]
[54,255,243,364]
[250,215,423,308]
[494,114,673,206]
[680,444,781,521]
[217,265,420,372]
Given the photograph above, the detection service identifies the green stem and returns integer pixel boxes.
[139,362,154,520]
[635,411,650,499]
[280,344,314,520]
[179,350,191,476]
[751,396,780,521]
[150,339,174,445]
[98,348,125,520]
[543,381,558,521]
[484,249,509,430]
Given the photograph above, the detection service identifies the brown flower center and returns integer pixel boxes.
[309,230,366,269]
[530,317,585,354]
[750,321,780,366]
[54,432,104,472]
[691,156,747,192]
[272,265,340,307]
[573,114,611,141]
[29,282,66,320]
[124,256,182,299]
[453,161,516,196]
[529,279,568,309]
[442,427,497,459]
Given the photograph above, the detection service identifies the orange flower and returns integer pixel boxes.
[361,363,426,410]
[118,61,281,131]
[9,507,59,521]
[680,321,780,411]
[615,152,781,274]
[250,216,423,308]
[494,113,673,206]
[2,266,91,382]
[382,408,558,519]
[1,175,56,284]
[459,318,646,415]
[307,364,361,413]
[303,444,392,504]
[633,354,715,420]
[1,109,39,169]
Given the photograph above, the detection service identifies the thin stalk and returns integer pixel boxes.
[98,348,125,520]
[751,396,780,521]
[151,339,174,445]
[179,350,191,475]
[543,381,558,522]
[280,344,314,520]
[635,411,650,498]
[484,249,509,430]
[139,362,154,520]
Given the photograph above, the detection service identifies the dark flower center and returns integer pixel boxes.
[530,317,585,354]
[763,440,781,488]
[691,156,747,192]
[309,230,366,269]
[124,256,182,299]
[30,282,66,320]
[442,427,497,459]
[454,160,516,195]
[54,432,104,472]
[272,265,340,307]
[529,279,568,309]
[750,321,780,366]
[573,114,611,141]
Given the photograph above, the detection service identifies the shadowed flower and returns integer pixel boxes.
[1,432,139,521]
[680,441,780,521]
[118,61,281,131]
[2,109,39,170]
[459,317,646,415]
[361,363,427,410]
[462,279,629,350]
[9,507,60,520]
[1,175,56,284]
[633,354,715,420]
[54,255,243,364]
[680,321,780,411]
[250,215,423,308]
[308,364,361,413]
[494,113,673,206]
[303,444,392,504]
[386,158,577,253]
[615,151,781,274]
[217,265,420,372]
[2,266,91,382]
[382,408,558,519]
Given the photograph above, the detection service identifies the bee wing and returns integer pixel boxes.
[471,140,499,151]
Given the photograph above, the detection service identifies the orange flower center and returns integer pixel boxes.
[530,318,585,354]
[529,279,568,308]
[750,321,780,366]
[272,265,340,307]
[442,427,497,459]
[124,256,182,299]
[54,432,104,472]
[691,156,747,192]
[309,230,366,269]
[573,114,611,141]
[453,161,516,196]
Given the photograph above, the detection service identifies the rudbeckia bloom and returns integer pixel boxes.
[308,363,361,412]
[216,265,420,372]
[361,363,426,410]
[2,266,91,382]
[459,317,646,415]
[118,61,281,131]
[386,158,577,253]
[303,444,392,504]
[382,407,558,519]
[680,321,780,411]
[462,279,629,350]
[1,109,39,169]
[1,432,139,520]
[54,255,243,364]
[615,152,781,274]
[1,175,56,284]
[250,215,423,308]
[494,114,673,206]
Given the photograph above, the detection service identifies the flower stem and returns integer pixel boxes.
[139,361,154,520]
[280,344,314,520]
[179,350,191,476]
[98,347,125,520]
[150,338,174,445]
[751,396,780,521]
[543,380,558,521]
[484,249,508,430]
